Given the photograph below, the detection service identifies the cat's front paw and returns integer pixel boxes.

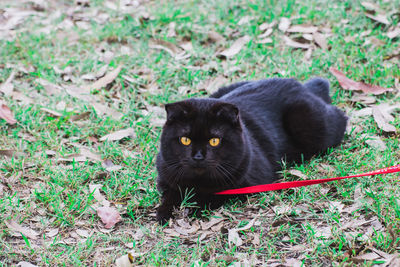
[156,207,173,225]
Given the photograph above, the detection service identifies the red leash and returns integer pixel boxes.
[215,164,400,195]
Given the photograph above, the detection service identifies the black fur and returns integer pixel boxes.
[156,78,347,224]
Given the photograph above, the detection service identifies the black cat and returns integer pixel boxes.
[156,78,347,224]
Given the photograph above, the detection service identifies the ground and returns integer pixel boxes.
[0,0,400,266]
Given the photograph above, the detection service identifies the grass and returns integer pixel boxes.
[0,0,400,265]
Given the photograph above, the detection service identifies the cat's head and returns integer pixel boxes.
[158,98,246,189]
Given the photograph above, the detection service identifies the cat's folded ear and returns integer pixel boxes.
[165,101,193,122]
[210,102,240,126]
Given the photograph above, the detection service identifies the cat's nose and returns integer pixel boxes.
[193,151,204,161]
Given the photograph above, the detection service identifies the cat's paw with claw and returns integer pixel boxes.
[156,208,172,225]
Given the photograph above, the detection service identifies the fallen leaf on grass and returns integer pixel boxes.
[284,258,302,267]
[70,111,91,121]
[100,127,135,141]
[256,37,273,44]
[5,220,39,240]
[287,24,318,33]
[228,229,243,247]
[0,100,17,124]
[115,253,134,267]
[387,26,400,39]
[372,103,400,132]
[283,36,311,49]
[278,17,291,32]
[207,31,225,44]
[197,75,228,94]
[0,149,23,158]
[329,68,393,95]
[0,71,15,95]
[149,39,187,59]
[352,252,381,262]
[313,32,328,50]
[36,78,63,95]
[57,154,86,163]
[89,184,110,207]
[102,159,122,172]
[216,35,250,59]
[363,135,387,151]
[365,13,390,25]
[40,108,62,117]
[82,65,122,92]
[258,28,273,39]
[200,217,225,230]
[91,102,123,120]
[16,262,38,267]
[97,206,121,228]
[288,169,308,179]
[80,147,102,162]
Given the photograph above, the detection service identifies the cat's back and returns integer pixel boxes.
[217,78,302,110]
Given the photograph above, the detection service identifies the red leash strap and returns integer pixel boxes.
[215,164,400,195]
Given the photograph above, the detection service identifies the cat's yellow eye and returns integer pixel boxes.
[209,138,220,147]
[180,137,191,146]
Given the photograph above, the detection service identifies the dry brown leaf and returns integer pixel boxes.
[313,32,328,50]
[76,229,91,238]
[102,159,122,172]
[97,206,121,228]
[167,22,176,37]
[89,184,110,207]
[372,103,400,132]
[228,229,243,247]
[36,78,63,95]
[361,2,380,10]
[259,21,276,31]
[0,100,17,124]
[91,102,123,120]
[353,252,381,262]
[149,39,183,57]
[278,17,291,32]
[257,38,273,44]
[288,169,308,179]
[364,135,387,151]
[46,228,59,238]
[258,28,273,39]
[351,93,376,104]
[82,65,122,92]
[0,71,15,95]
[16,262,38,267]
[197,75,228,95]
[180,41,193,52]
[100,127,135,141]
[40,108,62,117]
[115,253,134,267]
[387,26,400,39]
[80,147,101,162]
[207,31,225,44]
[5,220,39,240]
[329,68,393,95]
[236,217,258,231]
[283,36,311,49]
[57,154,86,163]
[365,13,390,25]
[70,111,91,121]
[284,258,302,267]
[81,65,108,81]
[200,217,224,230]
[287,24,318,33]
[217,35,250,59]
[0,149,20,158]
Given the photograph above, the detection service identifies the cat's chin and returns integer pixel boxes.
[192,167,207,175]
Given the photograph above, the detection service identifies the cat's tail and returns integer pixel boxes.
[303,77,331,104]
